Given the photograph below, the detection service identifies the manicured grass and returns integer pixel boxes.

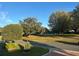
[23,35,56,44]
[23,46,49,56]
[23,34,79,45]
[57,34,79,37]
[55,37,79,43]
[0,46,49,56]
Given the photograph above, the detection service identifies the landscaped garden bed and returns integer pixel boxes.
[0,36,2,41]
[5,42,20,51]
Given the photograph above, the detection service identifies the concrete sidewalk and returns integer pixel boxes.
[44,49,79,56]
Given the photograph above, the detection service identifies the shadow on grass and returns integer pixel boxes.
[56,41,79,46]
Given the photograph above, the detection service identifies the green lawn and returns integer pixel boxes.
[1,34,79,44]
[0,46,49,56]
[23,34,79,45]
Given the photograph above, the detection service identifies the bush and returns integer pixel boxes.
[24,41,32,50]
[5,42,20,51]
[2,24,23,41]
[0,36,2,41]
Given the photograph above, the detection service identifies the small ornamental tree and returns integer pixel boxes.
[2,24,23,41]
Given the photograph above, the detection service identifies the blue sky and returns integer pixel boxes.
[0,2,79,27]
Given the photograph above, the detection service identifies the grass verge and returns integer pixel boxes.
[23,35,79,45]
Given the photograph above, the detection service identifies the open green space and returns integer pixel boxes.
[23,34,79,44]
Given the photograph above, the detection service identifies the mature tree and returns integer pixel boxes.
[48,11,72,34]
[71,5,79,33]
[2,24,23,41]
[20,17,45,35]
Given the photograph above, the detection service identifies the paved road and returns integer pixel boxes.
[49,42,79,51]
[28,40,79,56]
[28,40,79,51]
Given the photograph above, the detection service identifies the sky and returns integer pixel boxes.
[0,2,79,28]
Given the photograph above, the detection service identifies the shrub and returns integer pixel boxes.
[2,24,23,41]
[5,42,20,51]
[24,41,32,50]
[0,36,2,41]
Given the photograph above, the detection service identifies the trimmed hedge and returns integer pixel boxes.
[0,36,2,41]
[24,41,32,50]
[2,24,23,41]
[5,42,20,51]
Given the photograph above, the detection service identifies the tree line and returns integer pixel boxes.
[48,5,79,34]
[1,4,79,36]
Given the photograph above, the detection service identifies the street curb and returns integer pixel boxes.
[43,49,52,56]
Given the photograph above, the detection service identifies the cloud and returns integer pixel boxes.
[0,11,14,27]
[0,4,14,27]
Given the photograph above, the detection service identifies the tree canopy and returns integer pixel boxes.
[48,11,72,34]
[71,5,79,33]
[2,24,23,41]
[20,17,46,35]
